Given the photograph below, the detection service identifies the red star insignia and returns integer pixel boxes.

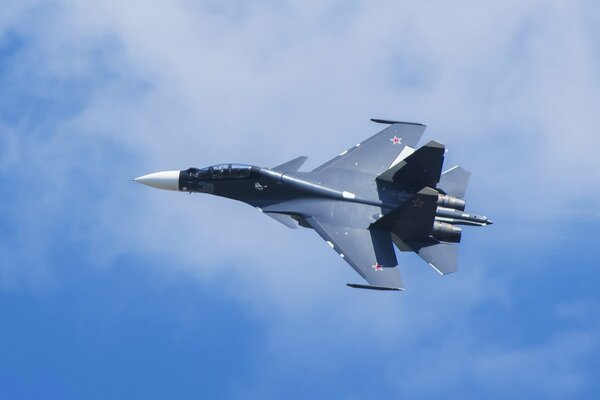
[390,136,401,145]
[412,198,424,208]
[372,262,384,271]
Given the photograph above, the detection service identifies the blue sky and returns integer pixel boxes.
[1,0,599,398]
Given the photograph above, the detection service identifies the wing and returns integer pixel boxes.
[305,216,404,290]
[262,198,404,290]
[312,120,426,176]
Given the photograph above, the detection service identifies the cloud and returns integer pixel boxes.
[1,0,599,397]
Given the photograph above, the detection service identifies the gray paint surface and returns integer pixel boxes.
[136,120,491,290]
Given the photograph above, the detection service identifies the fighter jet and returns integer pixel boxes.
[135,119,491,291]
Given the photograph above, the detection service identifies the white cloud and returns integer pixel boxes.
[1,0,599,396]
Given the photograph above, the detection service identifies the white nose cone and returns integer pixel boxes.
[134,170,180,191]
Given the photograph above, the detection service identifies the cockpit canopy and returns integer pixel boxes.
[185,164,253,180]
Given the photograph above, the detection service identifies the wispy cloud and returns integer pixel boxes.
[1,0,599,397]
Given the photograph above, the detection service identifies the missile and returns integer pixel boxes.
[435,206,493,225]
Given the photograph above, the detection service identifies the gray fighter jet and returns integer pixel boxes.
[135,119,491,291]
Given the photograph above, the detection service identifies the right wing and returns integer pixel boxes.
[312,120,426,176]
[305,217,404,290]
[262,198,404,290]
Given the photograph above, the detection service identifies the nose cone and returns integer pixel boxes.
[134,170,180,191]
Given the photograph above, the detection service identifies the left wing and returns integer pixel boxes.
[312,120,426,176]
[305,217,404,290]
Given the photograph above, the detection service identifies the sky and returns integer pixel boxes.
[0,0,599,398]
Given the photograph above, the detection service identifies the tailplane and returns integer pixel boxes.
[401,240,458,275]
[438,166,471,199]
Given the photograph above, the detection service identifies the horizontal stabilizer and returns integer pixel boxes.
[378,140,445,188]
[371,187,438,240]
[438,166,471,199]
[272,156,308,173]
[405,240,458,275]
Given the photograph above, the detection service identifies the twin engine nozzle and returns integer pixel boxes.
[432,221,462,243]
[432,193,491,243]
[437,194,465,211]
[434,194,465,242]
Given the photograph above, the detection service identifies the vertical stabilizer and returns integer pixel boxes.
[377,140,445,188]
